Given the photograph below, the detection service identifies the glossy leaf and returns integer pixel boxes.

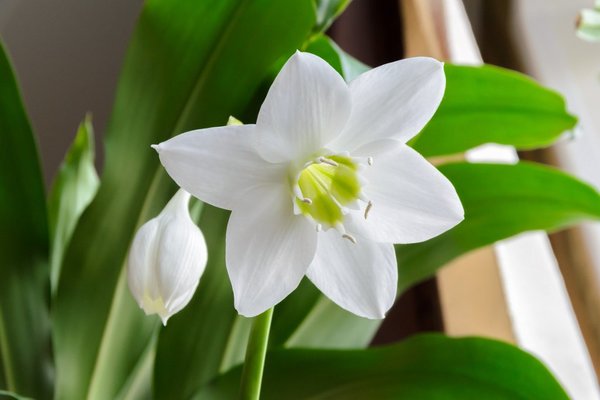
[0,41,51,398]
[397,161,600,292]
[47,115,99,293]
[0,390,34,400]
[284,295,379,349]
[304,34,369,80]
[313,0,351,32]
[51,0,317,399]
[411,64,578,157]
[197,334,569,399]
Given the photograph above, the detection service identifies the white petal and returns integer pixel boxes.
[127,218,160,307]
[154,124,284,210]
[255,51,351,163]
[352,140,463,244]
[306,229,397,319]
[330,57,445,152]
[156,191,207,320]
[226,184,317,317]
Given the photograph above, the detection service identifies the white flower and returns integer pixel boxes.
[153,51,463,319]
[127,189,207,325]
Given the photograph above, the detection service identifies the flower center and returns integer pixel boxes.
[294,154,363,229]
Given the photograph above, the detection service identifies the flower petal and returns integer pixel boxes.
[255,51,351,163]
[306,229,397,319]
[226,184,317,317]
[154,124,284,210]
[330,57,445,152]
[156,191,207,320]
[351,140,464,244]
[127,218,160,308]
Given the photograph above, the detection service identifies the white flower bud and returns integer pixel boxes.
[127,189,207,325]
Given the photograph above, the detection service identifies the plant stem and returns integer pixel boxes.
[239,308,274,400]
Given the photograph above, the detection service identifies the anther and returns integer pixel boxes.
[318,156,339,167]
[367,157,374,166]
[301,198,312,204]
[364,201,373,219]
[342,234,357,244]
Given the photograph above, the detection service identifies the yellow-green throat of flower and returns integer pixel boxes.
[293,154,372,241]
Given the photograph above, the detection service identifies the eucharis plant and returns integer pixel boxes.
[0,1,595,399]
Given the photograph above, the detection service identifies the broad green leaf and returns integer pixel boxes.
[313,0,351,32]
[304,34,369,81]
[284,295,379,349]
[47,115,99,293]
[113,333,156,400]
[0,390,34,400]
[397,161,600,292]
[411,64,578,157]
[0,41,51,398]
[52,1,317,399]
[196,334,569,399]
[219,316,254,374]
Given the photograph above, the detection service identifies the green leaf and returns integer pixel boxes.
[47,115,99,293]
[0,390,34,400]
[196,334,569,399]
[313,0,351,32]
[411,64,578,157]
[304,34,369,81]
[397,161,600,292]
[51,1,317,399]
[0,41,51,398]
[283,295,379,349]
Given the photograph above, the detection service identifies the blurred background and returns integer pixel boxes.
[1,0,599,397]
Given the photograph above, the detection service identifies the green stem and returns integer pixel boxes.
[239,308,274,400]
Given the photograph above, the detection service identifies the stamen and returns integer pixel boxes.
[364,201,373,219]
[318,156,339,167]
[301,197,312,204]
[342,234,357,244]
[316,223,322,232]
[367,157,374,166]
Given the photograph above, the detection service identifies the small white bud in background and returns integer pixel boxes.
[127,189,207,325]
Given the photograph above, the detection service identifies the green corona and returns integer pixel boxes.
[294,155,362,227]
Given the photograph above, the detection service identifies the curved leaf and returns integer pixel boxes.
[411,64,577,157]
[0,41,51,398]
[304,34,369,81]
[397,161,600,292]
[47,115,99,293]
[197,334,569,399]
[0,390,34,400]
[313,0,352,32]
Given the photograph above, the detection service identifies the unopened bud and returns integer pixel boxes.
[127,189,207,325]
